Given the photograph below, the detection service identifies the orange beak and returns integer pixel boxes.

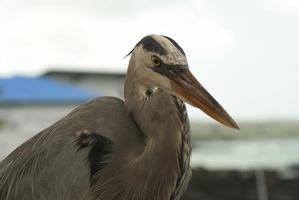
[170,69,239,129]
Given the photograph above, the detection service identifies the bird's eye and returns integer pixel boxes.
[151,56,161,67]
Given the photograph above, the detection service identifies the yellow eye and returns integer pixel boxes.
[151,56,161,67]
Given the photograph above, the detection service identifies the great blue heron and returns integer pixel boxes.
[0,34,239,200]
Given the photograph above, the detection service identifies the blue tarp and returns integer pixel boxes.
[0,76,100,104]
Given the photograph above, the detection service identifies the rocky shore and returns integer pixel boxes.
[182,167,299,200]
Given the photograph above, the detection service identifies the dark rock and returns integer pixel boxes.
[181,168,299,200]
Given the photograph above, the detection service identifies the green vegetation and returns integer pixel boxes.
[0,117,3,128]
[191,121,299,140]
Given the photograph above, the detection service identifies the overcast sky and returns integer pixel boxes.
[0,0,299,121]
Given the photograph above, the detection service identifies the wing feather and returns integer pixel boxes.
[0,97,141,200]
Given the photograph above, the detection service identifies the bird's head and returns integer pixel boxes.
[126,34,239,129]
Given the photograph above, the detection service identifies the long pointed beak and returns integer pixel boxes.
[170,69,239,129]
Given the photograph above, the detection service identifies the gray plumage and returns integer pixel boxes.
[0,34,238,200]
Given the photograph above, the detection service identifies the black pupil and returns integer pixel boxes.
[154,59,159,65]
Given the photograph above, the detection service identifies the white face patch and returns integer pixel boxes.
[128,34,187,98]
[150,34,187,66]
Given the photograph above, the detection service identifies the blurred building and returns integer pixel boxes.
[42,70,125,99]
[0,69,125,160]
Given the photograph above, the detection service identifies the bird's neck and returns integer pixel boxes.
[124,68,191,199]
[124,67,185,141]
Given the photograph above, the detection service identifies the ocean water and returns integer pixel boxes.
[191,138,299,169]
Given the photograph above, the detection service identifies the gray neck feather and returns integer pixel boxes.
[123,63,191,200]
